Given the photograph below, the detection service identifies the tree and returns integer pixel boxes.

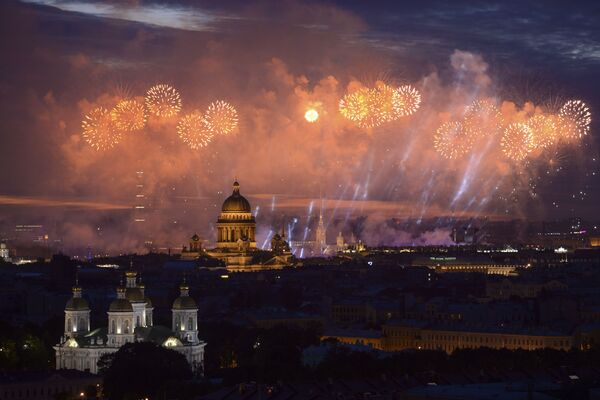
[101,342,193,400]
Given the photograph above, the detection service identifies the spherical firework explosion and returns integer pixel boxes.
[145,84,182,118]
[462,99,502,140]
[203,100,238,135]
[501,122,535,161]
[527,114,558,149]
[339,87,373,125]
[434,121,472,159]
[558,100,591,140]
[177,111,213,149]
[82,107,122,151]
[395,85,421,117]
[373,82,402,122]
[111,99,146,131]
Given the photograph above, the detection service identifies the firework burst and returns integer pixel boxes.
[145,84,182,118]
[462,99,502,140]
[82,107,122,151]
[339,87,373,125]
[434,121,472,159]
[501,122,535,161]
[203,100,238,135]
[557,99,591,140]
[527,114,558,148]
[395,85,421,117]
[177,111,213,149]
[111,99,146,131]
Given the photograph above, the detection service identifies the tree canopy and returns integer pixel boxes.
[100,342,192,400]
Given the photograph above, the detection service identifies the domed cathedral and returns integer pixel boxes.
[187,180,293,271]
[217,181,256,249]
[54,274,205,375]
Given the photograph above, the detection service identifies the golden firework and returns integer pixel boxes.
[501,122,534,161]
[462,99,502,140]
[177,111,213,149]
[339,87,373,125]
[434,121,472,159]
[145,84,182,118]
[82,107,122,151]
[395,85,421,117]
[557,99,591,140]
[527,114,558,148]
[111,99,146,131]
[373,82,401,122]
[203,100,238,135]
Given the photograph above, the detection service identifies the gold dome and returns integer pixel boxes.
[221,181,251,213]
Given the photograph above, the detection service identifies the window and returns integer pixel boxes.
[111,320,116,334]
[67,318,72,332]
[187,317,193,330]
[136,315,141,327]
[124,320,130,334]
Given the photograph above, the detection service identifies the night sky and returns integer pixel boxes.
[0,0,599,252]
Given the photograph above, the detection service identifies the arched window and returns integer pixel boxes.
[136,315,141,327]
[67,318,72,332]
[175,315,180,330]
[111,320,116,334]
[187,317,193,330]
[124,320,130,334]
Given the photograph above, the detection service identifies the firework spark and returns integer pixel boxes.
[395,85,421,117]
[339,87,374,126]
[203,100,239,135]
[501,122,534,161]
[82,107,122,151]
[462,99,502,140]
[558,99,591,140]
[145,84,182,118]
[527,114,558,148]
[434,121,472,159]
[177,111,213,149]
[111,99,146,131]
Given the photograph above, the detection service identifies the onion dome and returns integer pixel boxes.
[124,270,145,303]
[172,281,198,310]
[109,285,133,312]
[221,181,251,213]
[65,284,89,311]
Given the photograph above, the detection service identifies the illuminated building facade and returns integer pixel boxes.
[201,181,292,271]
[54,273,205,374]
[216,181,256,249]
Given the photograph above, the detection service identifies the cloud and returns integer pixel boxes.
[0,1,596,253]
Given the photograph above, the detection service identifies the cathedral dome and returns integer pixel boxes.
[110,286,133,312]
[125,287,145,303]
[172,296,198,310]
[109,298,133,312]
[65,297,89,311]
[221,181,251,213]
[65,285,89,311]
[172,282,197,310]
